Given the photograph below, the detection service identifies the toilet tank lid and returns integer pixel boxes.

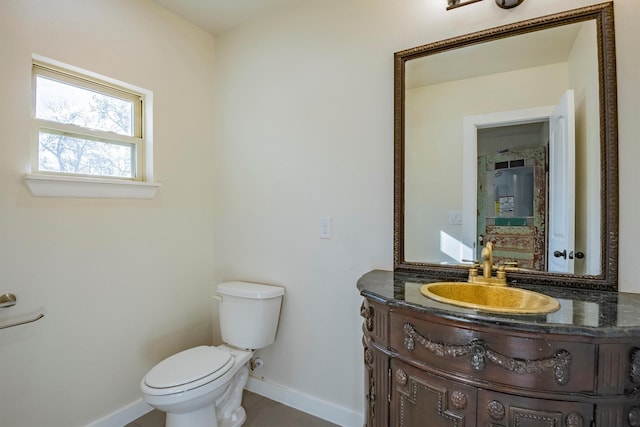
[216,281,285,299]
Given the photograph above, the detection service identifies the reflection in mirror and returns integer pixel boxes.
[395,3,618,290]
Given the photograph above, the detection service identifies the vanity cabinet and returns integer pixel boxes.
[391,357,478,426]
[475,389,592,426]
[359,274,640,427]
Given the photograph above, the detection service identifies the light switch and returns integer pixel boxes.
[319,217,332,239]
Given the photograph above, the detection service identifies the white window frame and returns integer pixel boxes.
[25,55,160,199]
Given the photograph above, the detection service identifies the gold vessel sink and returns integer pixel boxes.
[420,282,560,314]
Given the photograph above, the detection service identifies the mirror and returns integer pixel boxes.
[394,3,618,290]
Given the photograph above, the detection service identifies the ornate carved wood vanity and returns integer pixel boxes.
[359,270,640,427]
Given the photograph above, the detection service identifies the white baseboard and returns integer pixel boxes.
[86,398,153,427]
[245,377,363,427]
[85,379,363,427]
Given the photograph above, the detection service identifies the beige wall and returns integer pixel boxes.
[0,1,216,426]
[1,0,639,426]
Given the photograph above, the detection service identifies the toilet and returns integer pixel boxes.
[140,281,285,427]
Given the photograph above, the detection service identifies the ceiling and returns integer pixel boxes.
[153,0,309,34]
[406,21,587,89]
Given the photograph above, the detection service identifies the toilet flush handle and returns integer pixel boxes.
[212,295,223,302]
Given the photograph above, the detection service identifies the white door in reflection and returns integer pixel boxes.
[548,90,576,273]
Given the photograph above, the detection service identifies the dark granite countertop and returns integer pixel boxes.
[358,270,640,338]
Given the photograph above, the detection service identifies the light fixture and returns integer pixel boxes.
[447,0,525,11]
[447,0,482,10]
[495,0,525,9]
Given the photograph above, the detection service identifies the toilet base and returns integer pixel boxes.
[162,382,248,427]
[217,364,249,427]
[219,406,246,427]
[162,374,248,427]
[166,404,216,427]
[153,351,251,427]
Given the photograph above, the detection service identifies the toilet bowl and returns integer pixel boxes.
[141,345,252,427]
[140,282,284,427]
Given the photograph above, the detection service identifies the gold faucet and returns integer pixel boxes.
[467,242,507,286]
[481,242,494,279]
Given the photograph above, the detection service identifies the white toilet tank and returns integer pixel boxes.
[216,281,284,350]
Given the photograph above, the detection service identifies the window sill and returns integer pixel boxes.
[24,174,161,199]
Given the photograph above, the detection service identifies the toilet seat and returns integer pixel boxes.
[143,346,234,395]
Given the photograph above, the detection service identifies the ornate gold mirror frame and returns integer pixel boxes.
[394,3,618,290]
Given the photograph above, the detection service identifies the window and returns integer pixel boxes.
[27,57,159,198]
[33,62,143,179]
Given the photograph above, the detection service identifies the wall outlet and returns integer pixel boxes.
[319,217,332,239]
[449,210,463,225]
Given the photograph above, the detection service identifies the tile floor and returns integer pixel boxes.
[125,391,339,427]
